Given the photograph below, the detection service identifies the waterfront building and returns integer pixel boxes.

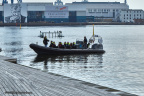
[0,0,143,23]
[27,3,53,23]
[0,5,3,23]
[120,9,144,23]
[65,2,129,22]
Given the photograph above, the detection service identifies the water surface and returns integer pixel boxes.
[0,25,144,95]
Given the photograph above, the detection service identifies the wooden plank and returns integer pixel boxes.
[0,55,136,96]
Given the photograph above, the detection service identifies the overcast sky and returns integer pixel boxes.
[2,0,144,10]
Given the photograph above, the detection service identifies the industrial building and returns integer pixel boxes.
[0,0,143,23]
[120,9,144,22]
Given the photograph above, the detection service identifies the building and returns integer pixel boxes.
[0,5,3,23]
[120,9,144,22]
[0,0,143,23]
[66,2,129,22]
[27,3,53,23]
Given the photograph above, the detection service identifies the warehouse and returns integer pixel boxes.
[0,0,143,23]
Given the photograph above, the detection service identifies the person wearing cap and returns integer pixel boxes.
[43,36,49,47]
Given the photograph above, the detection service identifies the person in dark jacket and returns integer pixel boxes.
[43,36,49,47]
[84,36,87,49]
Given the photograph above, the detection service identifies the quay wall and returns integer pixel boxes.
[0,22,144,26]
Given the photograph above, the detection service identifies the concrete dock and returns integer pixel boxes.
[0,55,137,96]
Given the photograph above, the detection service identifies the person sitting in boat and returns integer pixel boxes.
[64,42,67,48]
[49,41,53,47]
[70,43,73,49]
[53,42,57,48]
[83,36,87,49]
[72,42,76,49]
[43,36,49,47]
[66,42,70,49]
[58,42,62,48]
[87,43,90,48]
[58,42,64,48]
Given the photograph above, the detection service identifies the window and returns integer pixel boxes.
[94,9,97,12]
[98,9,102,12]
[88,9,92,12]
[104,9,106,12]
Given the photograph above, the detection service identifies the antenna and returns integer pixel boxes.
[55,0,63,5]
[82,0,88,2]
[2,0,8,5]
[11,0,13,4]
[17,0,22,3]
[124,0,127,4]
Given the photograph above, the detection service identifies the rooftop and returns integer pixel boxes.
[122,9,143,11]
[71,2,121,4]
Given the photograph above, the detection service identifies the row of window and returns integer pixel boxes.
[47,13,66,16]
[124,14,142,17]
[124,11,143,13]
[124,17,142,19]
[88,9,110,13]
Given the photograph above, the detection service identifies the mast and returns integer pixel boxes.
[82,0,88,2]
[55,0,63,5]
[93,24,94,36]
[124,0,127,4]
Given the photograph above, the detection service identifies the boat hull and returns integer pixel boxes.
[30,44,105,55]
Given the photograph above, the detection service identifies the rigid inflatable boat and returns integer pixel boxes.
[30,25,105,55]
[30,43,105,55]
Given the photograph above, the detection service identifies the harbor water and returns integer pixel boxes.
[0,25,144,95]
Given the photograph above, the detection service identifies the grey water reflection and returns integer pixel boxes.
[1,25,144,95]
[32,54,103,73]
[2,27,23,57]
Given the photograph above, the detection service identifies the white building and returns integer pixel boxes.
[66,2,129,22]
[120,9,144,22]
[0,0,144,23]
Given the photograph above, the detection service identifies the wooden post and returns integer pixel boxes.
[49,31,50,38]
[54,31,56,37]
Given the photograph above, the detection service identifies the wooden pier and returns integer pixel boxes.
[40,31,64,38]
[0,55,137,96]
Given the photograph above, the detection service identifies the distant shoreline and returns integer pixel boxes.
[0,22,144,26]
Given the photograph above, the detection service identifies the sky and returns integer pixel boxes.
[1,0,144,10]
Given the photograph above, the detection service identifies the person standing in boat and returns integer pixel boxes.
[84,36,87,49]
[43,36,49,47]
